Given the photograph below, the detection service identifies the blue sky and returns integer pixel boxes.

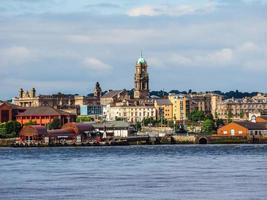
[0,0,267,99]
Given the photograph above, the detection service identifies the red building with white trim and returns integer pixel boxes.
[16,106,76,126]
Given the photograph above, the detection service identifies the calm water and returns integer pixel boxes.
[0,145,267,200]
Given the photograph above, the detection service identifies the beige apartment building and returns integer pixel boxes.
[215,93,267,120]
[168,94,191,121]
[154,99,173,121]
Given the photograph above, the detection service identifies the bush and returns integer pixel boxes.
[0,121,21,138]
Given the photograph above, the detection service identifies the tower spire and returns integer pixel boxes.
[141,50,143,58]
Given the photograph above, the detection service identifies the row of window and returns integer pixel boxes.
[223,129,243,135]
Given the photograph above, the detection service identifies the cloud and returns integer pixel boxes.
[85,3,120,9]
[150,41,267,72]
[127,3,215,17]
[0,0,267,98]
[0,46,37,67]
[82,57,112,72]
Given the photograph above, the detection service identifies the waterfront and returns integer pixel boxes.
[0,145,267,200]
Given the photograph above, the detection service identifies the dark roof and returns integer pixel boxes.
[17,106,75,116]
[155,99,172,106]
[102,90,124,98]
[234,121,267,130]
[0,102,25,110]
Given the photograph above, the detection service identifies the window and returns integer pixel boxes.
[223,131,227,135]
[238,131,243,135]
[230,129,235,136]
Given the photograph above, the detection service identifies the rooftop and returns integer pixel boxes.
[155,99,172,106]
[17,106,75,116]
[234,121,267,130]
[102,90,124,98]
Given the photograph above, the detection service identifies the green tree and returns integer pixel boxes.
[47,118,61,130]
[215,119,224,129]
[202,119,215,134]
[205,113,214,120]
[76,116,94,122]
[5,121,21,135]
[227,111,233,123]
[189,110,205,122]
[142,117,156,126]
[115,117,125,121]
[0,121,22,138]
[136,122,142,131]
[239,111,244,119]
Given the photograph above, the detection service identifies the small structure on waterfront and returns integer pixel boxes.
[62,122,94,138]
[19,123,94,145]
[19,125,48,143]
[92,121,135,138]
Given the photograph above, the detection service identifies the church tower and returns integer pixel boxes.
[134,53,149,99]
[94,82,102,98]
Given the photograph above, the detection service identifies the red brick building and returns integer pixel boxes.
[217,121,267,137]
[0,102,25,123]
[16,106,76,126]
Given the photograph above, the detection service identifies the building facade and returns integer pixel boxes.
[154,99,173,121]
[0,102,26,123]
[215,93,267,120]
[168,94,191,121]
[104,104,156,123]
[217,121,267,137]
[80,105,103,116]
[16,106,76,126]
[13,88,76,109]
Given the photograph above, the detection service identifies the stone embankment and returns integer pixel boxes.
[0,138,16,147]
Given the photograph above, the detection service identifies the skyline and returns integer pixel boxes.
[0,0,267,99]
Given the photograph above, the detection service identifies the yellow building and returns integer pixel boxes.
[154,99,173,121]
[168,94,190,121]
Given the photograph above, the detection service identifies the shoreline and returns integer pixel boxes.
[1,135,267,147]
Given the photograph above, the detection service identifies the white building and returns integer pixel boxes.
[103,104,156,123]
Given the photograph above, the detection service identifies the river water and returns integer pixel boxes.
[0,145,267,200]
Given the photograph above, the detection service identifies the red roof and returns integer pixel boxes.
[62,122,94,134]
[17,106,76,117]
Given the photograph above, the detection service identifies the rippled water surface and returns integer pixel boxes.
[0,145,267,200]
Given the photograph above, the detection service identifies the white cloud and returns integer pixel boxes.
[237,42,259,52]
[206,48,234,63]
[127,6,159,17]
[127,3,215,17]
[0,46,37,67]
[150,41,267,72]
[82,57,112,72]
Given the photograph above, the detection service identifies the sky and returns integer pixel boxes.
[0,0,267,99]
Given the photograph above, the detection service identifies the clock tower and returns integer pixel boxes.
[134,53,149,99]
